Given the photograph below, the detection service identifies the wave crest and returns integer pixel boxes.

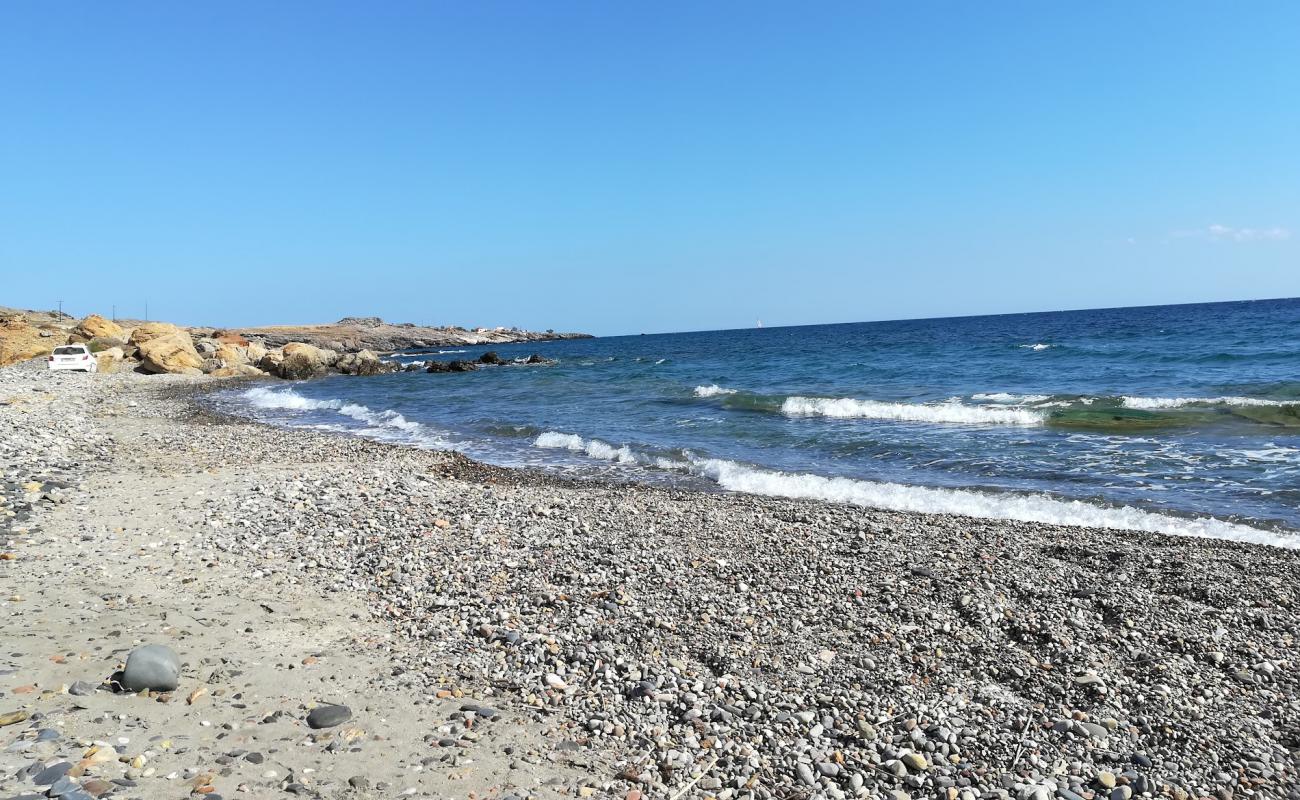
[238,388,448,447]
[1122,395,1295,409]
[781,396,1045,426]
[524,428,1291,547]
[690,458,1291,547]
[534,431,638,464]
[693,384,738,397]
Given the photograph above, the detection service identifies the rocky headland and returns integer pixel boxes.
[1,360,1297,800]
[0,308,588,380]
[230,317,591,353]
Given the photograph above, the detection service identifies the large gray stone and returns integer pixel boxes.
[306,704,352,729]
[121,644,180,692]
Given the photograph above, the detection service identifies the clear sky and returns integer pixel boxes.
[2,2,1297,335]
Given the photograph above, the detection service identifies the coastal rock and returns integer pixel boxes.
[195,337,220,355]
[479,351,502,365]
[232,318,592,352]
[276,343,337,379]
[210,364,267,378]
[426,360,478,373]
[306,704,352,729]
[245,341,268,364]
[73,314,124,341]
[213,331,251,347]
[214,344,249,366]
[138,331,204,375]
[336,349,395,376]
[0,317,62,366]
[95,347,125,374]
[257,349,285,374]
[127,322,183,349]
[120,644,181,692]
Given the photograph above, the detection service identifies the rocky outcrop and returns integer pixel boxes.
[128,322,184,349]
[213,344,249,367]
[426,360,479,373]
[138,331,204,375]
[335,350,397,376]
[423,353,555,373]
[213,331,250,347]
[234,317,591,352]
[0,317,64,367]
[273,343,338,380]
[72,314,124,342]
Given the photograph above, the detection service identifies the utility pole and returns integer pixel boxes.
[145,301,149,322]
[112,305,116,322]
[57,299,63,316]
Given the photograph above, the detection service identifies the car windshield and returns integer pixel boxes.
[54,346,86,355]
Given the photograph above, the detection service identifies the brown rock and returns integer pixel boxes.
[96,346,125,374]
[209,364,266,378]
[276,342,337,379]
[138,331,204,374]
[0,317,61,366]
[127,322,183,348]
[245,341,268,364]
[213,331,250,347]
[214,344,248,366]
[74,314,124,341]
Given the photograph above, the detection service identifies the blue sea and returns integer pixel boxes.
[217,298,1300,547]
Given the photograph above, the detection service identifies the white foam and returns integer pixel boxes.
[781,396,1045,426]
[972,392,1051,405]
[239,388,449,448]
[693,384,738,398]
[1121,396,1294,409]
[241,387,343,411]
[534,431,638,464]
[1020,343,1052,351]
[689,458,1294,548]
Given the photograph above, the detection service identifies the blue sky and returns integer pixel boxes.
[2,2,1297,335]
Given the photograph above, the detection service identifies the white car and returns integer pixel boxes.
[48,344,99,372]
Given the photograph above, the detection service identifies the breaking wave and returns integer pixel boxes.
[781,396,1045,426]
[237,387,450,448]
[971,392,1051,404]
[243,386,343,411]
[694,384,738,397]
[533,432,687,470]
[534,431,638,464]
[689,459,1292,548]
[525,428,1293,547]
[1121,395,1296,409]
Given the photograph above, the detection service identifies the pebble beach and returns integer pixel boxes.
[2,362,1297,800]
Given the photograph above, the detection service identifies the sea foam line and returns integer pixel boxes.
[239,387,449,448]
[781,396,1045,426]
[688,458,1291,548]
[525,428,1294,547]
[971,392,1052,405]
[1121,395,1296,409]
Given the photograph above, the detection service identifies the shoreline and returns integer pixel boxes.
[216,380,1299,550]
[2,363,1298,799]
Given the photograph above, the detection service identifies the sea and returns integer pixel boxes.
[213,298,1300,548]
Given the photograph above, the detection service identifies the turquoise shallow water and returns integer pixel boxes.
[218,298,1300,546]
